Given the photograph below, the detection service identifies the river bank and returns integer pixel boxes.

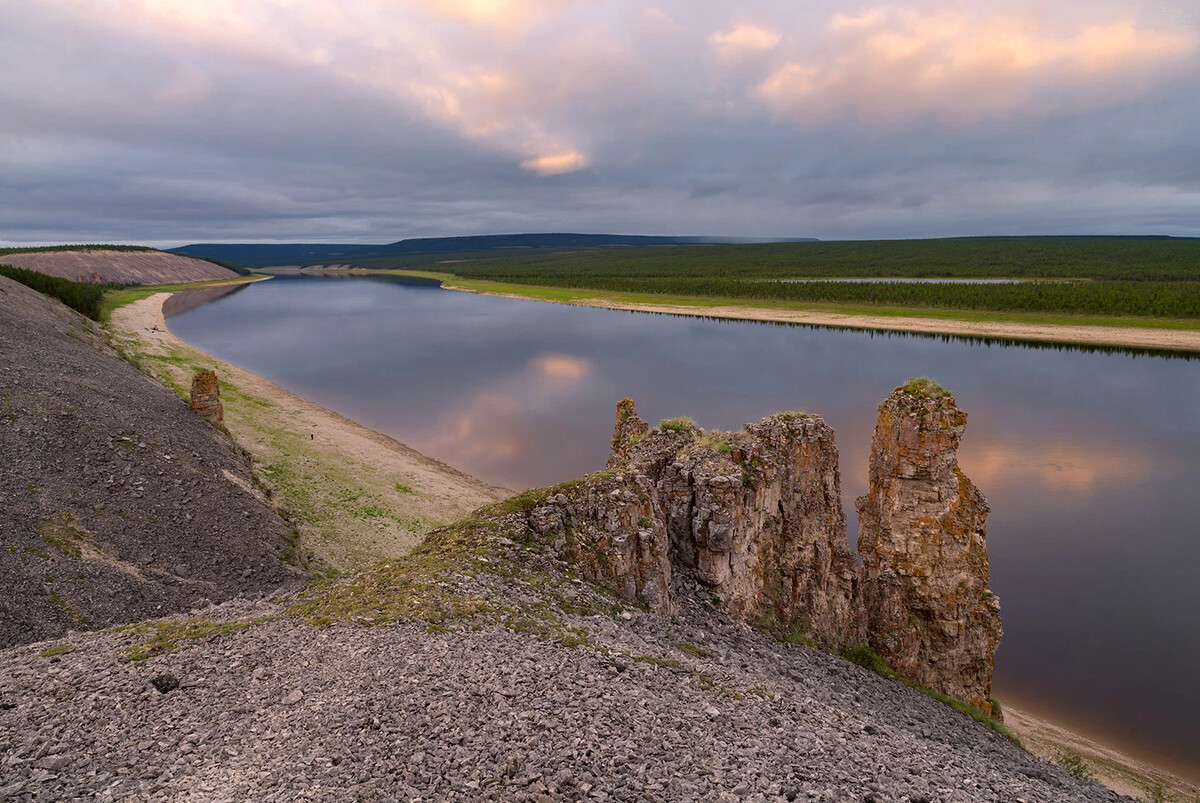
[429,279,1200,354]
[114,284,1198,800]
[109,291,506,573]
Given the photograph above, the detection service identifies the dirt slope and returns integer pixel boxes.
[0,276,305,647]
[1,250,237,284]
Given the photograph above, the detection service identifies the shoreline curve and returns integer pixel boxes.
[441,284,1200,355]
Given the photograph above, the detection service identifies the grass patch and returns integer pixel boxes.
[118,617,274,662]
[659,417,697,432]
[36,511,86,558]
[901,376,951,397]
[38,644,75,658]
[693,432,733,455]
[1054,749,1096,781]
[675,641,717,659]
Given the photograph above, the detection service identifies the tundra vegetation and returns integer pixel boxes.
[356,237,1200,324]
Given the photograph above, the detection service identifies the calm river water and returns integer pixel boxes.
[169,274,1200,776]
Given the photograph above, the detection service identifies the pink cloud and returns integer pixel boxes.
[758,7,1200,126]
[521,151,591,176]
[709,24,782,60]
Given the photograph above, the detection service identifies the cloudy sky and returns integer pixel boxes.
[3,0,1198,244]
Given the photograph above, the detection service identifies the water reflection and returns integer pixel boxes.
[424,352,594,482]
[168,274,1200,780]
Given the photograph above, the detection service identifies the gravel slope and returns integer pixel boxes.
[0,594,1129,803]
[0,276,305,647]
[1,250,236,284]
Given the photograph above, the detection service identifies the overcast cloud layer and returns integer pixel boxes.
[2,0,1199,244]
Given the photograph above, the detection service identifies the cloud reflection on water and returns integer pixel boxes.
[419,352,593,482]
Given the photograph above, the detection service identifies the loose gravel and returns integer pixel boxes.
[0,594,1129,802]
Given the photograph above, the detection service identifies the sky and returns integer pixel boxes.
[2,0,1199,245]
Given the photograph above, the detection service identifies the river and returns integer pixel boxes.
[168,273,1200,777]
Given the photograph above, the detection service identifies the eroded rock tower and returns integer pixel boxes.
[856,379,1002,714]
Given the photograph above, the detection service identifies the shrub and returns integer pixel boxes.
[1054,749,1095,781]
[0,264,113,320]
[694,432,732,455]
[843,644,895,677]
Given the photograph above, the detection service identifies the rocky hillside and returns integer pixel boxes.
[0,284,1141,800]
[1,249,237,284]
[0,506,1124,802]
[0,276,305,647]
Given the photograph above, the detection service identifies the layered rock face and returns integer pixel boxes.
[509,386,1001,710]
[190,369,224,423]
[526,403,860,650]
[856,381,1002,714]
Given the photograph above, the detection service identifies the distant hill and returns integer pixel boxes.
[170,233,819,268]
[1,248,239,284]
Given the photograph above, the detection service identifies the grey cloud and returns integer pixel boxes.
[1,1,1198,245]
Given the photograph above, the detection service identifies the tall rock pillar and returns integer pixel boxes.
[857,379,1002,715]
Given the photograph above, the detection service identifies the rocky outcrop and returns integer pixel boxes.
[503,386,1001,709]
[857,379,1002,714]
[190,369,224,423]
[526,401,860,650]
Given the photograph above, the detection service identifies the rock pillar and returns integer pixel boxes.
[856,379,1002,715]
[607,398,649,469]
[190,370,224,424]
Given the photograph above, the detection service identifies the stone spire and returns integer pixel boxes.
[189,369,224,424]
[607,398,649,469]
[856,379,1002,715]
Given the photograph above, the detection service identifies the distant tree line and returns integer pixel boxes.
[0,244,158,256]
[501,276,1200,318]
[0,264,117,320]
[190,255,252,275]
[432,237,1200,283]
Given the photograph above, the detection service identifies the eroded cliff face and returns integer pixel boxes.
[527,402,860,650]
[856,380,1002,714]
[495,385,1000,709]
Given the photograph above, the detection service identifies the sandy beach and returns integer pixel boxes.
[443,285,1200,354]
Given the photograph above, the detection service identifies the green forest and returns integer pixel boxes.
[0,264,114,320]
[358,237,1200,321]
